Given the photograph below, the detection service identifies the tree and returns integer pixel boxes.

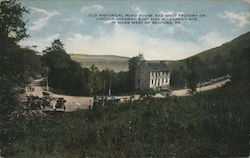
[127,53,144,92]
[43,39,64,53]
[41,39,89,95]
[232,46,250,84]
[0,0,40,119]
[170,66,187,89]
[185,57,203,92]
[139,88,157,99]
[0,0,28,42]
[0,75,19,119]
[89,64,102,94]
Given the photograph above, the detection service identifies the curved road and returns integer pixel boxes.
[24,78,231,111]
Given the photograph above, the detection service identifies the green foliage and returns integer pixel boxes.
[139,88,157,99]
[0,75,19,119]
[170,32,250,88]
[76,65,131,95]
[95,69,130,95]
[169,66,187,89]
[41,39,88,95]
[127,53,144,92]
[0,0,41,119]
[109,71,130,94]
[3,82,249,157]
[0,0,28,42]
[185,57,203,92]
[70,33,250,93]
[231,46,250,84]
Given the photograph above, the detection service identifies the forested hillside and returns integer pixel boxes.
[169,32,250,88]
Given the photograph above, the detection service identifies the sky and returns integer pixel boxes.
[19,0,250,60]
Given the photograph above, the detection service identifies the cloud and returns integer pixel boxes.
[29,17,50,31]
[103,19,116,24]
[31,7,58,17]
[244,0,250,4]
[80,5,103,12]
[19,34,60,52]
[133,6,146,15]
[159,11,184,15]
[63,25,231,60]
[198,32,228,48]
[219,11,250,28]
[29,7,59,31]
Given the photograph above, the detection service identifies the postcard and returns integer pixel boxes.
[0,0,249,157]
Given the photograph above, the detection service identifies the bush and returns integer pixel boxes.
[0,76,19,119]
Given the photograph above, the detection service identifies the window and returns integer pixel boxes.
[151,79,154,85]
[158,79,160,86]
[162,79,164,83]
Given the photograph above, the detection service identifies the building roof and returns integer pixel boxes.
[147,61,169,71]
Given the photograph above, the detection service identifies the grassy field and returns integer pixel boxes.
[1,82,249,158]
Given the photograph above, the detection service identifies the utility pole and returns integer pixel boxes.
[108,73,112,96]
[46,76,49,91]
[108,80,111,96]
[102,79,105,106]
[46,67,49,91]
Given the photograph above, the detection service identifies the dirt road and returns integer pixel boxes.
[25,79,93,112]
[24,78,231,111]
[171,79,231,97]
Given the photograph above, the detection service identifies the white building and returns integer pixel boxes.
[135,60,171,91]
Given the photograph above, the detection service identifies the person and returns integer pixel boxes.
[51,98,57,111]
[89,99,93,110]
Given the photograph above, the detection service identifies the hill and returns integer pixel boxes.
[167,31,250,71]
[70,54,129,72]
[70,32,250,73]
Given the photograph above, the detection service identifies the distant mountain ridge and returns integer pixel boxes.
[70,31,250,72]
[70,54,129,72]
[71,54,130,59]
